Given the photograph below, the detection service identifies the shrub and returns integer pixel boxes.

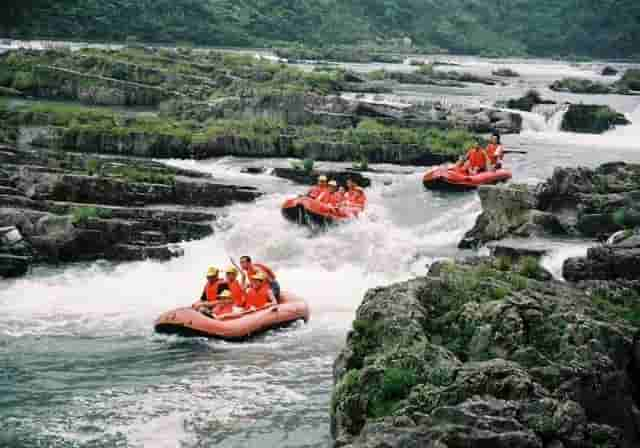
[71,206,112,224]
[302,158,315,173]
[369,367,418,418]
[12,71,35,91]
[518,256,542,279]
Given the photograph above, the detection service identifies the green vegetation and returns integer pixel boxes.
[71,206,113,224]
[561,105,630,134]
[290,158,315,173]
[108,165,176,185]
[341,119,476,157]
[590,287,640,326]
[2,0,639,59]
[517,256,544,279]
[369,366,418,418]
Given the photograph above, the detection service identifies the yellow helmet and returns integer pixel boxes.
[225,266,238,274]
[328,180,338,187]
[206,267,219,277]
[318,175,328,182]
[252,271,267,281]
[218,289,232,298]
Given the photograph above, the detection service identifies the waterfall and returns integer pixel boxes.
[519,104,569,133]
[546,105,569,132]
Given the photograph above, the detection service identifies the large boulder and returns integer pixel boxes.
[272,168,371,188]
[459,184,563,248]
[564,231,640,282]
[561,104,630,134]
[462,163,640,247]
[332,260,640,448]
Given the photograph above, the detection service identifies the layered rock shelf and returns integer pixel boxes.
[0,144,260,277]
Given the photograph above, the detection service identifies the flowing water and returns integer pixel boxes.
[1,52,640,447]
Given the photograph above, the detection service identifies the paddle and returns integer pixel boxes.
[503,150,528,155]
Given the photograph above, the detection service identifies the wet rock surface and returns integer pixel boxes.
[272,168,371,188]
[564,231,640,282]
[561,104,630,134]
[461,162,640,248]
[332,259,640,448]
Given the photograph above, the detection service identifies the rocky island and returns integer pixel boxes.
[333,162,640,448]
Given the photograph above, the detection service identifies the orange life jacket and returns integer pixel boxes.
[227,279,245,306]
[344,189,365,206]
[203,280,221,302]
[486,144,503,165]
[247,263,276,282]
[467,148,488,170]
[316,189,332,203]
[308,186,327,200]
[245,283,272,308]
[326,192,343,206]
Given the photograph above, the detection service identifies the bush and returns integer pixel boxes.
[12,71,35,91]
[302,158,315,173]
[72,206,112,224]
[518,256,542,279]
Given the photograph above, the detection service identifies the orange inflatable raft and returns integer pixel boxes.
[423,165,512,191]
[154,292,310,340]
[281,196,365,226]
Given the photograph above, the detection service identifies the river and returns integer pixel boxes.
[1,53,640,447]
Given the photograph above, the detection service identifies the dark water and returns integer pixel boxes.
[1,55,640,447]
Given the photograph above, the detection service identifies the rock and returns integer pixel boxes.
[241,166,267,175]
[332,260,640,447]
[105,243,182,261]
[463,163,640,247]
[272,168,371,188]
[0,225,32,276]
[550,76,637,95]
[492,68,521,78]
[563,237,640,282]
[0,254,30,277]
[459,185,560,248]
[617,69,640,92]
[602,66,619,76]
[561,104,630,134]
[501,90,556,112]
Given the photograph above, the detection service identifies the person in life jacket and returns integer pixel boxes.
[240,255,280,299]
[343,178,366,207]
[200,267,223,302]
[224,266,246,308]
[193,266,226,312]
[208,289,235,316]
[307,175,329,199]
[324,180,344,207]
[245,271,277,310]
[462,143,489,175]
[485,133,504,170]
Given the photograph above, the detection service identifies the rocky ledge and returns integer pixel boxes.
[564,230,640,283]
[332,258,640,448]
[272,168,371,188]
[0,144,260,277]
[460,162,640,248]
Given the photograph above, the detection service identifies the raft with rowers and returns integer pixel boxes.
[424,133,513,191]
[154,256,309,340]
[282,176,367,226]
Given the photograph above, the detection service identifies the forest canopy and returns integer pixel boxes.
[1,0,638,59]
